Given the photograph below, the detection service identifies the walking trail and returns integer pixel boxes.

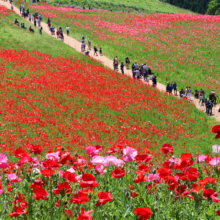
[1,1,220,122]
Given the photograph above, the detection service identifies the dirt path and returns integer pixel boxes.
[1,1,220,122]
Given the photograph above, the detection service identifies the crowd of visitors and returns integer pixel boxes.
[12,4,219,116]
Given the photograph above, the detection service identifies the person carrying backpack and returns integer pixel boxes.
[94,46,98,56]
[134,62,138,70]
[125,57,130,69]
[99,48,102,56]
[206,100,213,115]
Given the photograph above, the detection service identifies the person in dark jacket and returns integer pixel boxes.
[120,62,124,75]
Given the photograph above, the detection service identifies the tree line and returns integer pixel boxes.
[160,0,220,14]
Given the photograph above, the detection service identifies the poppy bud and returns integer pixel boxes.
[125,189,130,197]
[103,213,108,217]
[75,152,78,157]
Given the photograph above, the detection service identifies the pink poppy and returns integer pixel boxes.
[196,155,207,163]
[209,157,220,167]
[122,146,137,162]
[0,153,9,169]
[86,146,99,157]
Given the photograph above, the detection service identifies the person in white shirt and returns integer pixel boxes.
[187,87,192,101]
[66,26,69,36]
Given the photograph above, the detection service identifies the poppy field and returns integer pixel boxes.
[22,3,220,97]
[0,5,220,220]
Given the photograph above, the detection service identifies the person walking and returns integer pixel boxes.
[134,62,138,71]
[187,87,192,101]
[94,46,98,56]
[168,83,173,94]
[39,14,43,21]
[132,64,135,79]
[88,39,91,50]
[11,4,14,10]
[34,19,36,27]
[66,26,70,36]
[125,57,130,69]
[166,82,169,93]
[153,76,157,87]
[28,13,31,22]
[120,62,124,75]
[173,81,177,95]
[38,18,41,27]
[143,63,147,80]
[99,48,102,56]
[19,5,22,14]
[113,56,118,71]
[81,42,85,52]
[136,68,140,79]
[39,26,43,34]
[82,34,85,42]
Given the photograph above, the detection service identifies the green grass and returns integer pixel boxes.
[38,0,195,14]
[0,11,105,67]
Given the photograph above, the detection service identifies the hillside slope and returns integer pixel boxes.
[49,0,196,14]
[0,5,216,158]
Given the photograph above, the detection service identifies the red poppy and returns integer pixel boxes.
[9,206,27,217]
[41,169,56,177]
[135,155,153,163]
[79,173,99,188]
[212,125,220,139]
[135,173,147,183]
[70,191,90,204]
[157,168,172,179]
[131,192,139,198]
[181,190,194,200]
[161,144,174,155]
[53,182,72,195]
[30,179,45,189]
[30,144,42,155]
[63,171,78,182]
[205,177,217,185]
[60,152,72,165]
[65,209,74,218]
[176,173,187,181]
[197,180,208,186]
[146,182,158,194]
[43,159,60,168]
[137,164,150,173]
[128,184,134,190]
[190,183,204,193]
[14,148,28,158]
[134,207,153,220]
[77,207,93,220]
[187,173,199,182]
[175,185,187,195]
[32,188,48,200]
[216,210,220,216]
[96,192,114,207]
[82,173,96,181]
[181,153,192,160]
[203,189,215,199]
[111,168,126,178]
